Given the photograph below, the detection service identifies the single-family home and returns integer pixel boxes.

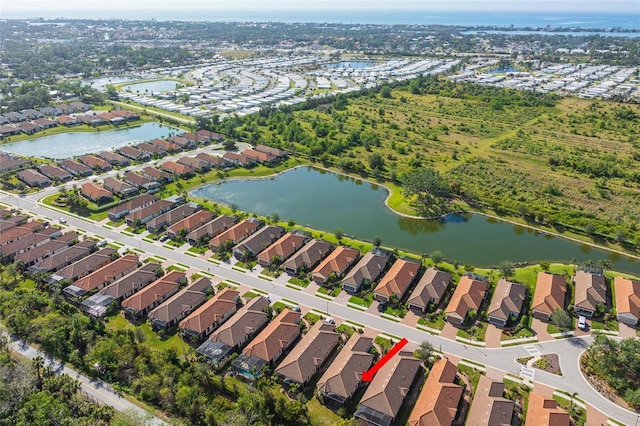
[311,246,360,285]
[525,392,570,426]
[354,351,422,426]
[445,275,488,325]
[0,153,29,173]
[146,202,201,234]
[58,159,92,177]
[614,276,640,326]
[256,231,308,267]
[38,164,72,182]
[531,272,567,320]
[223,152,254,167]
[341,249,390,294]
[108,194,158,222]
[148,277,211,330]
[177,156,208,172]
[55,115,79,127]
[243,148,277,165]
[487,279,526,327]
[195,152,227,168]
[466,376,514,426]
[232,225,285,261]
[283,239,333,276]
[34,118,57,129]
[63,254,138,298]
[136,142,167,158]
[124,199,175,226]
[187,215,238,246]
[28,240,96,274]
[142,166,172,183]
[209,218,264,252]
[255,144,287,160]
[80,182,113,204]
[123,171,161,192]
[117,146,150,162]
[179,288,240,343]
[111,110,140,121]
[78,155,112,172]
[53,247,117,282]
[99,262,161,302]
[102,177,138,198]
[97,151,130,167]
[166,210,216,240]
[373,258,420,303]
[18,122,41,135]
[275,322,339,387]
[16,169,51,188]
[407,268,452,313]
[0,125,21,138]
[408,358,463,426]
[121,271,185,320]
[160,160,194,178]
[573,270,607,317]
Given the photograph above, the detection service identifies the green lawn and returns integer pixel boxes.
[105,315,189,353]
[304,312,321,325]
[287,277,310,288]
[457,321,488,341]
[307,396,342,426]
[501,327,535,341]
[317,286,341,297]
[418,313,446,330]
[348,294,373,308]
[242,291,258,300]
[458,364,484,392]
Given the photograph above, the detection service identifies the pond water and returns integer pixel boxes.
[192,166,640,273]
[461,30,640,38]
[324,61,377,69]
[490,67,517,74]
[121,80,180,94]
[83,77,136,90]
[0,123,178,159]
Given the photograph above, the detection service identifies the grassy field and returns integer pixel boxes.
[105,314,190,354]
[235,82,640,251]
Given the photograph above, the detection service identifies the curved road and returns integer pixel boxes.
[2,192,639,425]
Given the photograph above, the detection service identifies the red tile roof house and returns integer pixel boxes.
[63,253,139,299]
[198,296,270,367]
[373,258,420,303]
[195,152,228,168]
[121,271,186,321]
[283,239,333,276]
[407,268,452,314]
[445,275,489,325]
[142,166,172,183]
[179,288,240,344]
[232,225,286,262]
[209,218,264,252]
[408,358,464,426]
[0,153,30,173]
[223,151,255,168]
[97,151,130,167]
[27,240,96,274]
[53,247,117,282]
[76,114,107,127]
[531,272,567,321]
[102,177,138,198]
[466,375,514,426]
[196,129,224,142]
[108,194,158,222]
[18,239,76,269]
[341,249,391,294]
[232,309,302,381]
[55,115,80,127]
[124,199,175,227]
[99,262,161,302]
[311,246,360,286]
[111,110,140,121]
[146,202,201,235]
[148,277,211,331]
[58,159,92,177]
[177,156,208,173]
[123,171,160,192]
[38,164,72,182]
[614,276,640,326]
[275,322,339,387]
[243,148,277,165]
[80,182,113,205]
[18,121,41,135]
[526,392,571,426]
[0,125,21,138]
[316,334,374,406]
[34,117,57,129]
[17,169,51,188]
[187,215,238,246]
[97,112,126,125]
[166,210,216,240]
[0,225,36,247]
[79,155,112,172]
[168,136,196,150]
[0,232,52,260]
[136,141,167,158]
[354,351,422,426]
[117,146,150,162]
[256,144,287,160]
[255,231,306,267]
[573,270,607,317]
[487,278,526,327]
[160,160,194,178]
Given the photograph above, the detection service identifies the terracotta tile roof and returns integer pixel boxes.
[126,200,173,223]
[614,275,640,323]
[312,246,359,283]
[142,166,171,181]
[283,239,333,273]
[233,225,284,258]
[407,268,452,310]
[257,232,307,265]
[445,276,488,323]
[148,277,211,325]
[81,182,113,202]
[316,334,374,401]
[243,148,276,163]
[355,351,421,426]
[179,288,240,334]
[38,164,71,180]
[466,375,514,426]
[342,250,390,291]
[73,254,138,292]
[102,177,136,195]
[526,392,570,426]
[209,218,263,250]
[374,258,420,299]
[121,271,184,313]
[167,210,216,235]
[574,270,607,313]
[196,152,226,166]
[531,272,566,317]
[161,160,193,176]
[79,155,111,170]
[187,215,238,243]
[408,358,463,426]
[59,159,91,175]
[242,309,301,363]
[256,144,287,157]
[275,322,339,385]
[56,248,117,281]
[208,296,269,348]
[108,194,158,217]
[99,262,161,300]
[487,279,526,323]
[17,169,50,186]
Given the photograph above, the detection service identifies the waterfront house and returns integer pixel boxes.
[17,169,51,188]
[117,146,150,162]
[232,225,285,261]
[97,151,130,167]
[38,164,72,182]
[487,279,526,327]
[311,246,359,285]
[58,159,92,177]
[531,272,567,320]
[209,218,264,251]
[166,210,216,240]
[79,155,112,172]
[614,275,640,326]
[573,270,607,317]
[160,160,194,178]
[283,239,333,276]
[373,258,420,303]
[445,275,488,325]
[187,215,238,246]
[407,268,452,313]
[341,249,390,294]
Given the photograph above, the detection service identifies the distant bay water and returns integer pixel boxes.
[6,9,639,30]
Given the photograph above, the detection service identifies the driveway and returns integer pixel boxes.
[531,317,554,342]
[484,324,503,348]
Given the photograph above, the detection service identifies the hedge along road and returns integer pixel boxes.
[2,193,638,426]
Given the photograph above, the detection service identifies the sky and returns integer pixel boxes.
[3,0,639,12]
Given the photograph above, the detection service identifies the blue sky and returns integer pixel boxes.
[5,0,639,12]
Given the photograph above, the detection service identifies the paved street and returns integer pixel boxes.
[2,192,639,425]
[1,331,166,425]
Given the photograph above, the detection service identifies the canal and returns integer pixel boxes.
[192,166,639,274]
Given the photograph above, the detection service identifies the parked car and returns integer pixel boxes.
[377,302,387,312]
[324,317,335,324]
[58,217,67,224]
[159,234,169,242]
[578,315,587,330]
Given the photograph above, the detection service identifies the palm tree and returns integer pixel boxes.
[33,356,44,386]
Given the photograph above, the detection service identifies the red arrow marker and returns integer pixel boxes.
[361,338,409,382]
